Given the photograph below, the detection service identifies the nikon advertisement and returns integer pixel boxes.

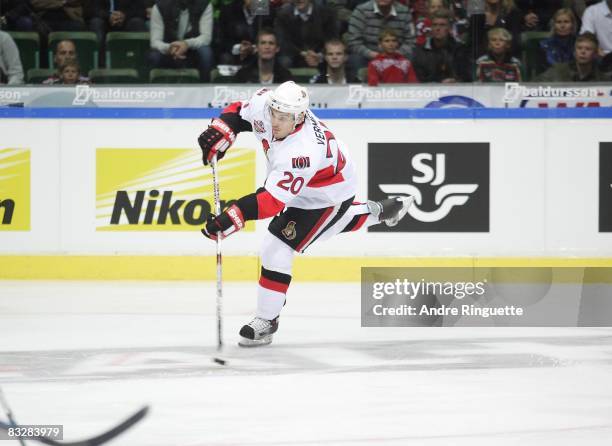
[0,148,30,231]
[96,148,255,232]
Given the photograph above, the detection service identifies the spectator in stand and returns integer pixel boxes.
[580,0,612,56]
[0,0,34,31]
[368,28,418,85]
[50,39,75,66]
[413,9,471,82]
[347,0,416,71]
[467,0,523,58]
[534,8,576,75]
[310,39,359,84]
[515,0,564,31]
[415,0,448,47]
[274,0,339,69]
[538,32,610,81]
[29,0,86,32]
[149,0,214,81]
[57,58,80,83]
[234,28,293,83]
[50,58,89,84]
[42,39,88,83]
[0,29,24,83]
[215,0,274,65]
[475,27,522,82]
[86,0,147,44]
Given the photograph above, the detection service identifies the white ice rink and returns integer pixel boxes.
[1,280,612,445]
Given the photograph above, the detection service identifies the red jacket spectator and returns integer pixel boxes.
[368,52,418,85]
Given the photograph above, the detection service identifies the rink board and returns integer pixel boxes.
[0,108,611,279]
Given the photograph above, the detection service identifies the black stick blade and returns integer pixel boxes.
[1,406,149,446]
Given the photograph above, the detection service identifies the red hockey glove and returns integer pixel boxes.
[201,204,245,241]
[198,118,236,166]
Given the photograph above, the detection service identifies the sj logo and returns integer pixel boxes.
[380,153,478,223]
[368,142,489,232]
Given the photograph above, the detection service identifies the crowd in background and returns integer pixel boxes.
[0,0,611,85]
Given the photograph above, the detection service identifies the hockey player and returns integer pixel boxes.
[198,81,412,347]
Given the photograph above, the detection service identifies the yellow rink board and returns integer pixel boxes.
[1,256,612,281]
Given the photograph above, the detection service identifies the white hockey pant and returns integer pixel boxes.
[256,202,379,320]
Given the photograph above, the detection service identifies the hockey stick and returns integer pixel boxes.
[0,387,26,446]
[0,405,149,446]
[210,154,225,364]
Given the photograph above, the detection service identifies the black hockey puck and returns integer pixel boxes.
[213,357,227,366]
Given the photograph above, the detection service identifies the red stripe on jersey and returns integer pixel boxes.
[296,206,334,252]
[307,165,345,188]
[259,276,290,294]
[222,102,242,114]
[351,214,369,232]
[256,190,285,219]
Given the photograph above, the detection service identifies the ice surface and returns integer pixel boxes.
[1,280,612,445]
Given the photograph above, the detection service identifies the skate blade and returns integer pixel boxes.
[238,335,273,348]
[386,196,414,227]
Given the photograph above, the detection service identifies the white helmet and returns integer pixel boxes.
[266,81,310,120]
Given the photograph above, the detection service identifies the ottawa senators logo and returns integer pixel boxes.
[292,156,310,169]
[281,221,297,240]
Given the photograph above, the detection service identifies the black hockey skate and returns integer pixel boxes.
[238,317,279,347]
[368,196,414,227]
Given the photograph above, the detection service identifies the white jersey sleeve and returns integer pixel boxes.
[238,87,273,126]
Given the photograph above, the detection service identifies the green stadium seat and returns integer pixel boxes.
[106,32,150,81]
[89,68,139,84]
[150,68,200,83]
[521,31,550,81]
[48,31,99,74]
[7,32,39,73]
[289,67,319,83]
[26,68,55,84]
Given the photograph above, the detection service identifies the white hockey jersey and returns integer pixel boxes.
[238,88,357,210]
